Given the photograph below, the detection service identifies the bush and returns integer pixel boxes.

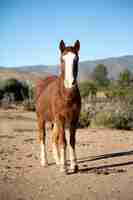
[79,81,97,99]
[0,93,15,109]
[0,78,30,101]
[79,93,133,130]
[89,100,133,130]
[21,80,35,111]
[0,79,35,106]
[79,77,133,130]
[105,82,133,100]
[79,111,90,128]
[90,111,114,128]
[22,99,35,111]
[111,102,133,130]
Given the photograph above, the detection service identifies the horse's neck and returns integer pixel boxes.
[58,73,65,93]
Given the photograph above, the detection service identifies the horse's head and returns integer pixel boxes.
[59,40,80,89]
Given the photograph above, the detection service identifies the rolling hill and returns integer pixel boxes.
[79,55,133,81]
[0,55,133,82]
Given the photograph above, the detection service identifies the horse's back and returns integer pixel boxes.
[35,75,57,101]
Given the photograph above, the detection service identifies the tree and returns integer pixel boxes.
[93,64,109,87]
[118,69,133,86]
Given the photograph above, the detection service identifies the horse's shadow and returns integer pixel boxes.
[77,150,133,174]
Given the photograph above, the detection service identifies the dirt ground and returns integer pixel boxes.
[0,108,133,200]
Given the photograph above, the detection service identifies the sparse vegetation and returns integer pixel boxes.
[79,81,97,99]
[1,63,133,130]
[0,78,29,101]
[79,66,133,130]
[80,98,133,130]
[0,78,35,109]
[79,111,90,128]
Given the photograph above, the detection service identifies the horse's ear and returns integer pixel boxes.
[74,40,80,52]
[59,40,65,52]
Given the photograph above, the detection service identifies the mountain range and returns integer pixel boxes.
[0,55,133,82]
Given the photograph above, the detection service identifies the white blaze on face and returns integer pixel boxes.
[63,52,76,88]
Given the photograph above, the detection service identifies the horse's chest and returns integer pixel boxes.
[53,100,79,119]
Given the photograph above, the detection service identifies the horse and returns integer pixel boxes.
[35,40,81,173]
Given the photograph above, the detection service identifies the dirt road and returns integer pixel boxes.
[0,109,133,200]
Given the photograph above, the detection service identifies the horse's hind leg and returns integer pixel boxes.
[37,115,48,166]
[69,123,78,172]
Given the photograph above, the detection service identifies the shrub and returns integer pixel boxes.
[105,82,133,100]
[111,101,133,130]
[22,99,35,111]
[79,111,90,128]
[89,100,133,130]
[79,81,97,99]
[0,79,35,106]
[0,78,29,101]
[90,111,114,128]
[80,92,133,130]
[0,93,15,109]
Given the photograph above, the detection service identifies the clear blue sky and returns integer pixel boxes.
[0,0,133,67]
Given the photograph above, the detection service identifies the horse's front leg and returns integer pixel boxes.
[69,124,78,173]
[52,121,67,172]
[37,116,48,167]
[58,121,67,173]
[52,123,60,166]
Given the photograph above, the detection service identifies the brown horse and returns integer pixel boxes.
[35,40,81,173]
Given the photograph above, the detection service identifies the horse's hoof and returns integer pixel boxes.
[56,161,60,166]
[60,165,67,173]
[41,161,48,167]
[69,165,78,173]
